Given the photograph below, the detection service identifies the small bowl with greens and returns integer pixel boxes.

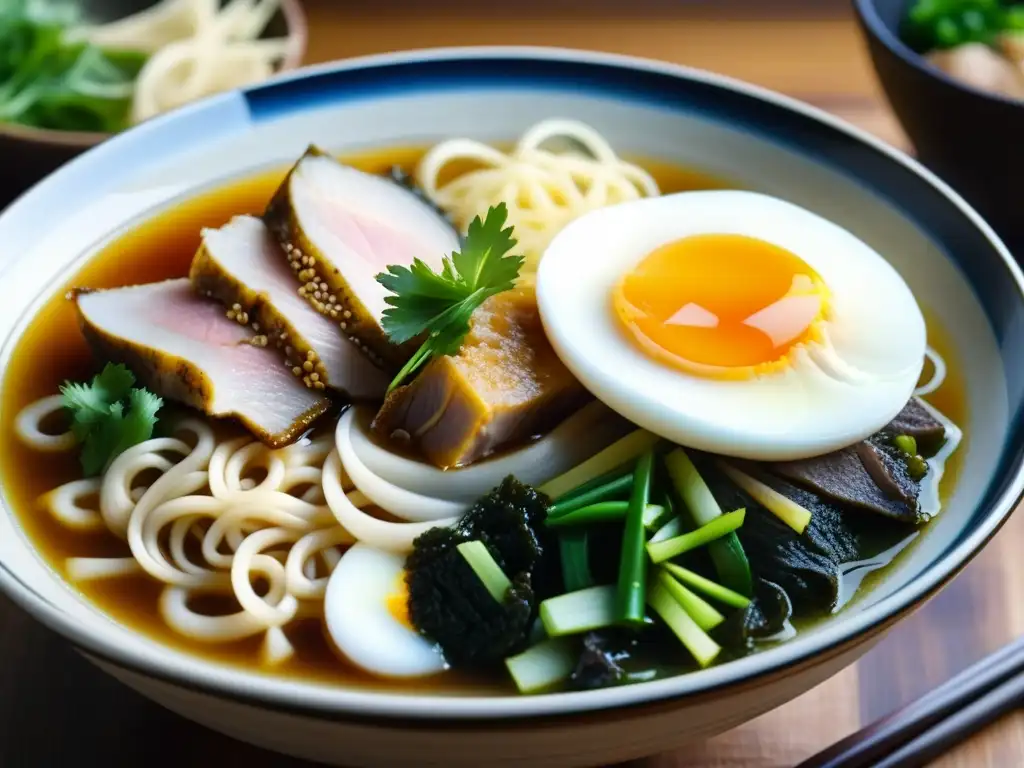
[853,0,1024,257]
[0,0,306,206]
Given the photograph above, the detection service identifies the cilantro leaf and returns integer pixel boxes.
[375,203,524,392]
[60,362,135,439]
[452,202,520,293]
[59,363,163,476]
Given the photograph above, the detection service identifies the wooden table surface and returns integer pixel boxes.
[1,3,1018,767]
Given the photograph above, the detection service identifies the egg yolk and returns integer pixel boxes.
[612,234,830,379]
[386,576,414,631]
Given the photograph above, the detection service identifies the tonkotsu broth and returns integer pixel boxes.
[0,147,966,692]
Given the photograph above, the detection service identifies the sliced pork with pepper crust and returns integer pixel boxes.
[74,279,330,447]
[373,286,587,469]
[190,215,388,399]
[265,146,461,369]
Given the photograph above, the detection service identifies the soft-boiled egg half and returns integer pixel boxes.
[325,543,447,678]
[536,190,926,461]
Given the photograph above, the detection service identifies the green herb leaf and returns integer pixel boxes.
[60,363,163,475]
[376,203,524,392]
[0,1,146,133]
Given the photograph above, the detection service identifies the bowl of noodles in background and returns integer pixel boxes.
[0,0,306,207]
[0,47,1022,768]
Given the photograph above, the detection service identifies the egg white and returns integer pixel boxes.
[324,543,447,678]
[535,190,926,461]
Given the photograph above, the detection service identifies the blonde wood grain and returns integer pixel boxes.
[639,668,863,767]
[301,4,884,103]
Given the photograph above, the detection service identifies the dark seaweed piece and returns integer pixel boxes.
[703,467,856,614]
[406,477,555,667]
[386,166,460,235]
[702,462,917,619]
[885,397,947,456]
[569,631,629,690]
[714,579,792,652]
[566,627,675,690]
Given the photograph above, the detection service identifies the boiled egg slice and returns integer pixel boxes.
[536,190,925,461]
[324,543,447,678]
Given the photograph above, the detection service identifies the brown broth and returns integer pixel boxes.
[0,147,967,692]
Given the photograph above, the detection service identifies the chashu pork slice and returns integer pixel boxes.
[373,286,587,469]
[190,215,389,399]
[74,279,330,448]
[265,146,461,368]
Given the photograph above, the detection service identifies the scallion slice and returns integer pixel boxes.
[540,585,617,637]
[646,508,746,564]
[505,637,578,694]
[456,541,511,602]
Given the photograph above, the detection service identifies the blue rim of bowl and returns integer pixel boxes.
[0,46,1022,721]
[852,0,1024,110]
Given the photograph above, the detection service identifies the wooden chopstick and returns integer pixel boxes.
[797,633,1024,768]
[871,671,1024,768]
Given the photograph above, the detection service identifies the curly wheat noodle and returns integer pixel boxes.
[159,585,270,642]
[124,420,219,583]
[224,440,287,493]
[40,478,104,531]
[286,527,354,599]
[336,414,467,522]
[417,118,660,269]
[323,410,460,553]
[101,436,193,536]
[14,394,77,452]
[915,346,948,397]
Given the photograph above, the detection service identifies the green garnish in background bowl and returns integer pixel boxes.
[0,0,147,134]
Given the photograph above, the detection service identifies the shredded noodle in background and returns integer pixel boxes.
[67,0,294,123]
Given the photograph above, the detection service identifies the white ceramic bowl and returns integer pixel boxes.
[0,47,1022,768]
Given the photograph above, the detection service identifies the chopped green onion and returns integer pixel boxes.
[546,502,666,528]
[661,562,751,609]
[505,637,578,694]
[650,516,683,543]
[642,503,670,532]
[548,501,627,527]
[617,448,654,626]
[559,531,593,592]
[456,541,511,602]
[549,465,632,505]
[664,448,752,596]
[658,486,675,518]
[716,462,810,534]
[893,434,917,457]
[646,509,746,564]
[647,580,720,668]
[540,585,617,637]
[656,569,723,631]
[548,472,633,517]
[539,429,660,499]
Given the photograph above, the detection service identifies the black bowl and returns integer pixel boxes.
[852,0,1024,256]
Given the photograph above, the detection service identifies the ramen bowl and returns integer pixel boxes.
[0,48,1022,768]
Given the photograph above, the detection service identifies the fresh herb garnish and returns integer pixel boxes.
[376,202,524,392]
[901,0,1024,54]
[60,362,163,475]
[0,1,146,133]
